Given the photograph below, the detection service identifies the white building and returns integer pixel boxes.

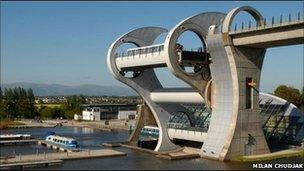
[118,110,137,120]
[82,107,101,121]
[81,104,138,120]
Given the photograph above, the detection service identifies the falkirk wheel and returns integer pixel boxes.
[107,6,271,161]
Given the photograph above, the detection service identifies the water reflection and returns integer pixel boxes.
[72,126,80,134]
[72,126,94,134]
[82,127,94,134]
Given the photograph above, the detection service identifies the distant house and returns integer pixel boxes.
[81,104,137,121]
[82,107,101,121]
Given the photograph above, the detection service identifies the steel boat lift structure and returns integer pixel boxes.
[107,6,304,161]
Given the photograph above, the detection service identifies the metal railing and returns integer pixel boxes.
[167,125,209,133]
[229,11,304,34]
[179,47,204,53]
[115,45,205,59]
[115,44,165,58]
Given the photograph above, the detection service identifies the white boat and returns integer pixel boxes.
[45,134,79,148]
[139,126,159,140]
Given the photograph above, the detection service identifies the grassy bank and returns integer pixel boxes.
[35,103,62,108]
[0,119,25,129]
[231,149,304,162]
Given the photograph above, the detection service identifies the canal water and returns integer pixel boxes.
[0,127,302,170]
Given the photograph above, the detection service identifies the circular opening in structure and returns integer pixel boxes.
[175,30,209,75]
[115,42,142,78]
[230,11,260,32]
[154,68,190,88]
[153,32,167,45]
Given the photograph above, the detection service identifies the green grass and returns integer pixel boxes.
[35,103,63,108]
[231,149,304,162]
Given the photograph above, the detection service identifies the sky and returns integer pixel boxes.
[1,1,303,93]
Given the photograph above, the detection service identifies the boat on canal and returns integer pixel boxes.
[137,126,159,150]
[45,131,79,148]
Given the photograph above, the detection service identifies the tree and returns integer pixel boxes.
[3,88,17,119]
[63,95,86,119]
[40,107,53,118]
[0,87,5,119]
[40,106,65,119]
[274,85,301,107]
[2,87,38,119]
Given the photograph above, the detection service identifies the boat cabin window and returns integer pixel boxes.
[141,127,159,134]
[71,140,77,145]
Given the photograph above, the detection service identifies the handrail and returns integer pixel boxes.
[229,11,304,34]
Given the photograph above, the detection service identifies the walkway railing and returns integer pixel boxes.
[115,44,204,59]
[229,11,304,34]
[168,128,208,135]
[167,127,208,142]
[115,44,165,58]
[167,123,209,133]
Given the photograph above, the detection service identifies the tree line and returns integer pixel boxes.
[0,85,303,120]
[0,87,86,120]
[37,95,86,119]
[274,85,304,111]
[0,87,36,119]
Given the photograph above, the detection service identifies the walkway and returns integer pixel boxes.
[0,149,126,165]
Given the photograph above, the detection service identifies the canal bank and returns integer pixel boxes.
[231,148,304,162]
[6,119,134,133]
[63,119,135,132]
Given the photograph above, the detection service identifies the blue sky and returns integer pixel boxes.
[1,1,303,93]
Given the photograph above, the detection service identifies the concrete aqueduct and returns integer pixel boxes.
[107,6,304,161]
